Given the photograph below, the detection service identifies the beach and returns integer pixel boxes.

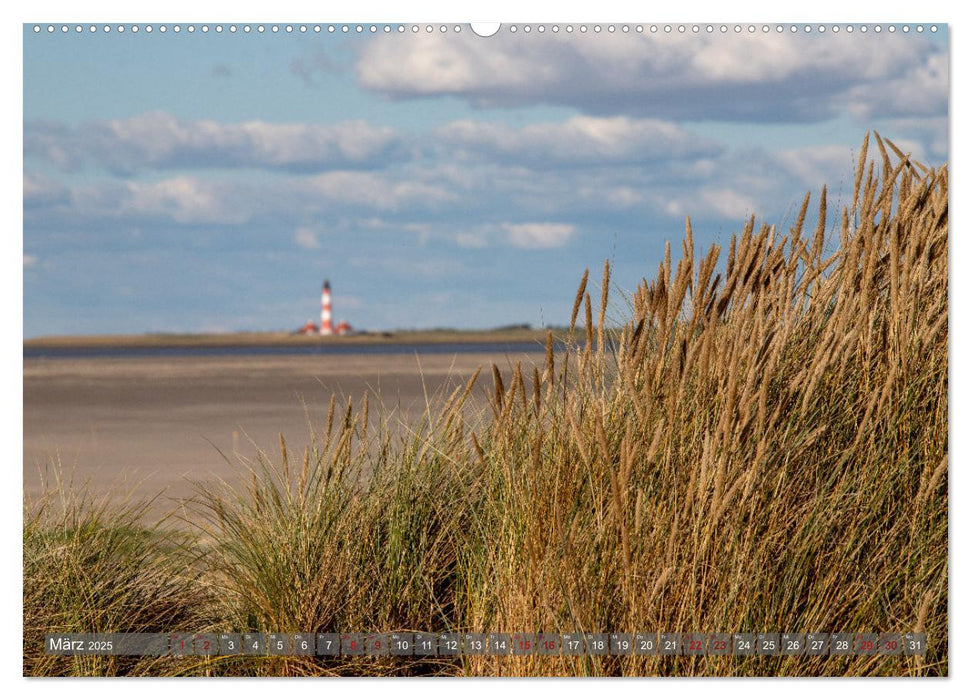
[23,349,542,513]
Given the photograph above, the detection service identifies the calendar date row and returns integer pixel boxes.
[46,632,927,657]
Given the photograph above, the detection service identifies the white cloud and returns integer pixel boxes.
[436,116,721,166]
[23,254,37,268]
[503,222,575,249]
[772,145,859,190]
[25,112,406,174]
[23,172,68,208]
[305,171,457,211]
[659,188,760,221]
[48,167,459,227]
[355,32,945,123]
[123,176,245,225]
[295,226,321,249]
[846,51,948,122]
[455,231,490,249]
[606,187,644,208]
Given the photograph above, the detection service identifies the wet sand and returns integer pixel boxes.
[23,351,542,513]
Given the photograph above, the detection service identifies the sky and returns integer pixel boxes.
[22,23,949,337]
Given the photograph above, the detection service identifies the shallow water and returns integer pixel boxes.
[23,341,565,360]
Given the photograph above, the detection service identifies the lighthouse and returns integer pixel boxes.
[320,279,333,336]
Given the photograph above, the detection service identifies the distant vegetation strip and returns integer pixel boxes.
[24,327,579,350]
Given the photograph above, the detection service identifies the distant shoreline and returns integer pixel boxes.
[24,327,574,350]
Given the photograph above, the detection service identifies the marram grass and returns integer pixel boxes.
[24,134,947,676]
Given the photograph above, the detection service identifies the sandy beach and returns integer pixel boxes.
[24,350,543,514]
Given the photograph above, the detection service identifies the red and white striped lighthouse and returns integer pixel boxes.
[320,279,333,336]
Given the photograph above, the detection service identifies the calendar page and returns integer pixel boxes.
[22,17,949,679]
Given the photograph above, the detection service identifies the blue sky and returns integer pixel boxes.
[22,24,949,337]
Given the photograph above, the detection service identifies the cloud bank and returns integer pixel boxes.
[355,32,947,123]
[25,113,406,174]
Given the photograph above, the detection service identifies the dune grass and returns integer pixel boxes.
[23,467,215,676]
[23,133,948,676]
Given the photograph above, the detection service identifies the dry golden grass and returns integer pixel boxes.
[458,132,947,675]
[24,133,947,676]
